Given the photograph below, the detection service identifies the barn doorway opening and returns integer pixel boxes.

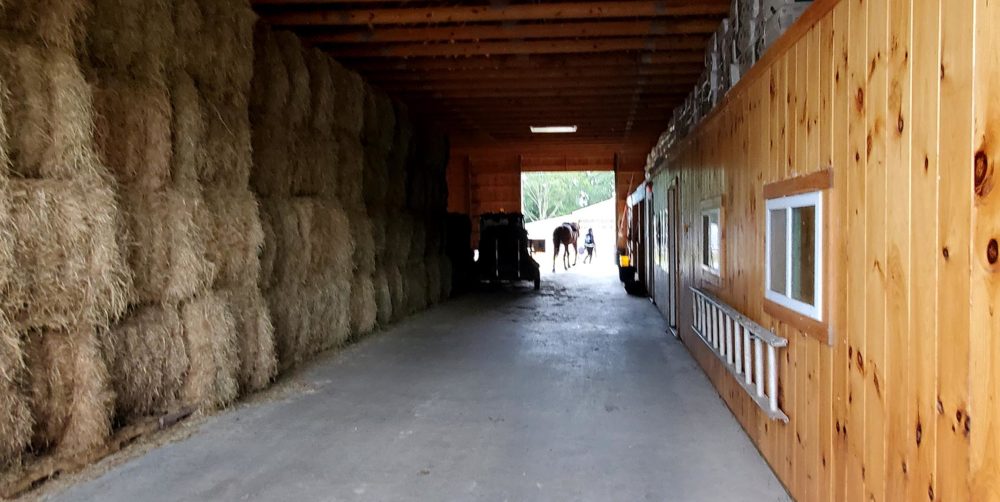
[521,171,616,277]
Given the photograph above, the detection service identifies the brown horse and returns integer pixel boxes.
[552,222,580,272]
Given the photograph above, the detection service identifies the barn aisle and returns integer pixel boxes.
[48,271,788,502]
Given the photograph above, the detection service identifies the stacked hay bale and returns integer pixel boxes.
[381,104,414,321]
[403,127,453,313]
[358,84,395,334]
[0,1,131,464]
[250,24,355,371]
[84,0,270,423]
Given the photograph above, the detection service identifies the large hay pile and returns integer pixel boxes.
[0,0,454,477]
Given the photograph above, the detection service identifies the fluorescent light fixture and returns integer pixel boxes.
[530,125,577,134]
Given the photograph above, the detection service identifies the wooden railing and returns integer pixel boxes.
[690,287,789,422]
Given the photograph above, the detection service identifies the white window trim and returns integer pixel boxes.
[701,206,722,276]
[765,191,823,321]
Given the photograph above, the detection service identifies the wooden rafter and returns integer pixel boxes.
[257,1,730,27]
[323,36,708,58]
[306,19,720,44]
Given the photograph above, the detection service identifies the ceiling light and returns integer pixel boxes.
[530,125,577,134]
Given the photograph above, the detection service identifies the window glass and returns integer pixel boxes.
[769,208,787,295]
[791,205,816,304]
[702,209,721,272]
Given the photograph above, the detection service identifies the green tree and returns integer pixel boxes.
[521,171,614,223]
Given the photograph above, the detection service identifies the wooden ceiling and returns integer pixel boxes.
[250,1,728,150]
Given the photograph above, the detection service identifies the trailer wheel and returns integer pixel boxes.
[533,272,540,290]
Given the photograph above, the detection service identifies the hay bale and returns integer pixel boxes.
[86,0,175,80]
[374,269,392,327]
[5,178,131,331]
[260,199,310,287]
[203,188,264,289]
[218,288,275,394]
[0,42,102,180]
[408,215,427,263]
[0,0,90,51]
[105,304,187,420]
[0,177,13,292]
[170,72,205,192]
[388,266,406,321]
[424,215,443,258]
[311,198,355,281]
[0,315,31,467]
[386,211,413,266]
[369,206,387,260]
[349,272,376,337]
[249,21,289,122]
[426,258,441,306]
[362,149,388,208]
[202,97,252,189]
[292,134,337,197]
[385,102,412,208]
[329,59,364,137]
[306,47,335,133]
[362,86,395,155]
[258,201,276,291]
[179,292,238,411]
[348,209,375,274]
[266,285,309,372]
[122,188,214,305]
[274,30,310,130]
[310,278,351,350]
[335,133,364,206]
[25,326,113,456]
[250,122,292,197]
[179,0,255,103]
[405,262,428,314]
[91,76,173,192]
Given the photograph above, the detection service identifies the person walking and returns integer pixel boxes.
[583,228,596,264]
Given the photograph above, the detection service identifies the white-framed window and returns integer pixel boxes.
[701,206,721,275]
[765,191,823,321]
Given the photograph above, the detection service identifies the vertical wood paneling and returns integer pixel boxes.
[907,0,941,499]
[845,1,869,499]
[864,0,888,499]
[654,0,997,500]
[970,1,1000,500]
[935,2,974,501]
[884,0,912,496]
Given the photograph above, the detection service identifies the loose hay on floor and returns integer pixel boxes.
[25,326,113,457]
[218,288,275,394]
[105,304,187,420]
[0,315,31,467]
[5,178,131,331]
[203,188,264,289]
[91,75,173,192]
[179,291,238,411]
[122,187,214,305]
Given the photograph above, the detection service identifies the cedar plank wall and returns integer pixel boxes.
[655,0,998,500]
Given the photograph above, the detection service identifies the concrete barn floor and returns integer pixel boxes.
[49,264,789,502]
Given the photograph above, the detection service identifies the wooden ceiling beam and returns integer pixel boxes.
[323,36,708,58]
[306,19,720,44]
[257,2,730,27]
[392,86,687,97]
[377,77,694,92]
[340,51,705,72]
[364,65,703,82]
